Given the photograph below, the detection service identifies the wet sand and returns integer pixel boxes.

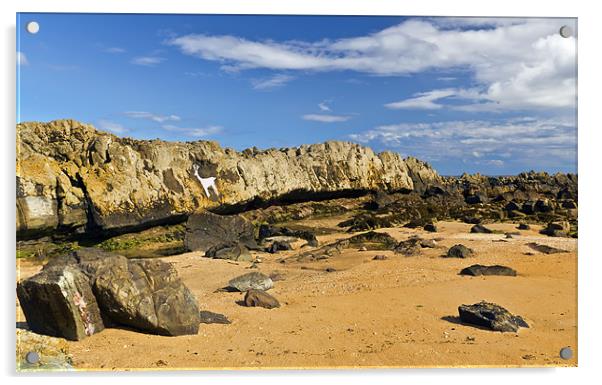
[16,220,577,370]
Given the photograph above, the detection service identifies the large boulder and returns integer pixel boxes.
[17,265,105,341]
[93,258,201,336]
[458,301,529,332]
[184,211,258,252]
[18,248,201,338]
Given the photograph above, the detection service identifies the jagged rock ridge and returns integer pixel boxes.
[16,119,441,238]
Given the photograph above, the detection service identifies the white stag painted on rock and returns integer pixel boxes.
[192,164,220,199]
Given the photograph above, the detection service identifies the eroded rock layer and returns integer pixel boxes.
[17,120,439,239]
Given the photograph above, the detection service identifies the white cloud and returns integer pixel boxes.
[17,51,29,66]
[251,74,294,90]
[162,124,222,138]
[168,18,576,111]
[97,120,128,134]
[124,111,181,123]
[385,89,458,110]
[349,116,576,169]
[318,102,331,112]
[130,56,165,66]
[104,47,126,54]
[302,114,351,123]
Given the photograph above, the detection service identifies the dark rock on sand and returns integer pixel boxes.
[228,272,273,292]
[93,258,201,336]
[446,244,474,258]
[199,311,231,324]
[258,224,318,247]
[459,264,517,277]
[325,267,337,272]
[372,255,388,260]
[526,242,567,254]
[458,301,529,332]
[205,242,252,261]
[394,237,422,256]
[517,223,531,230]
[243,289,280,309]
[347,231,398,250]
[17,265,105,341]
[471,224,493,234]
[267,240,293,254]
[540,221,570,237]
[404,218,430,229]
[423,223,438,232]
[184,211,258,252]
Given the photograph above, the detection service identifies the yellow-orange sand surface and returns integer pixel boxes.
[16,220,577,370]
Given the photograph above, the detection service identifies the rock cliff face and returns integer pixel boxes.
[16,120,439,239]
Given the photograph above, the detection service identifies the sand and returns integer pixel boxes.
[16,220,577,370]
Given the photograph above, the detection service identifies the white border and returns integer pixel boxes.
[2,1,601,384]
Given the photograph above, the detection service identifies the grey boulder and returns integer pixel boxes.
[228,272,273,292]
[93,258,201,336]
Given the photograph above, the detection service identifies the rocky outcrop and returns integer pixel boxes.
[17,248,201,339]
[184,211,257,252]
[17,120,438,239]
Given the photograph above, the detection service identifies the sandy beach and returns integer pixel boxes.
[16,219,577,370]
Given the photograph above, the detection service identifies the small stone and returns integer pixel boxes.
[470,224,493,234]
[243,289,280,309]
[446,244,474,258]
[199,310,231,324]
[517,223,530,230]
[423,223,438,232]
[325,267,337,272]
[372,255,388,260]
[358,246,367,251]
[420,239,437,248]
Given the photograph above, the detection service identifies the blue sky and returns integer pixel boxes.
[17,14,577,175]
